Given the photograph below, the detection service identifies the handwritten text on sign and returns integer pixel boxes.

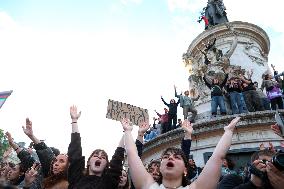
[106,99,149,126]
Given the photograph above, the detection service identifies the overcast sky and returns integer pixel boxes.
[1,0,284,157]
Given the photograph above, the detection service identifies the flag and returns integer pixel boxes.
[0,90,13,109]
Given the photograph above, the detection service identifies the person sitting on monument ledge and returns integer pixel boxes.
[203,73,228,116]
[160,96,180,131]
[174,85,199,123]
[122,116,240,189]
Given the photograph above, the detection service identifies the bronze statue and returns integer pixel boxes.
[203,0,228,27]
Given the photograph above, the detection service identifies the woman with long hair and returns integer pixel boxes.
[67,105,125,189]
[122,117,240,189]
[21,118,69,189]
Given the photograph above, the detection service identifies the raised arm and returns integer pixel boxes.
[5,132,35,173]
[203,76,211,88]
[122,118,154,189]
[161,96,170,107]
[192,95,200,102]
[5,132,22,154]
[174,85,181,98]
[105,134,125,188]
[22,118,41,145]
[137,122,150,144]
[67,105,84,188]
[192,117,240,189]
[22,118,54,177]
[220,74,229,88]
[154,110,162,118]
[181,120,193,160]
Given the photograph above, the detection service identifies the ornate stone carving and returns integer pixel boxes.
[243,40,267,66]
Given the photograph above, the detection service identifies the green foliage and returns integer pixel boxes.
[0,129,9,160]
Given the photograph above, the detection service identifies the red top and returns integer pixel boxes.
[202,16,209,25]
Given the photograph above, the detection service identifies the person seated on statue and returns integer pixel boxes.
[261,73,283,110]
[240,76,265,112]
[160,96,180,131]
[203,73,228,116]
[226,77,247,115]
[122,116,240,189]
[174,85,199,123]
[253,81,271,111]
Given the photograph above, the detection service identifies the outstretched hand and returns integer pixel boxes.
[271,124,282,138]
[181,119,193,135]
[121,118,133,132]
[224,117,240,132]
[22,118,33,137]
[5,132,13,145]
[138,122,150,134]
[24,163,41,187]
[70,105,81,121]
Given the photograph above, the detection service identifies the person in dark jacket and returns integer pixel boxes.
[187,158,202,183]
[240,76,265,112]
[203,74,228,116]
[68,105,125,189]
[161,96,180,131]
[22,118,69,189]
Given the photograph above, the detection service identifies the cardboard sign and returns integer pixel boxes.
[106,99,149,126]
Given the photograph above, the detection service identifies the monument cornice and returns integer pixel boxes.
[186,21,270,59]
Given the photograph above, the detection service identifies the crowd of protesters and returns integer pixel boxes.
[144,66,284,141]
[1,67,284,188]
[0,105,283,189]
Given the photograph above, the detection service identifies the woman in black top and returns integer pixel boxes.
[68,105,125,189]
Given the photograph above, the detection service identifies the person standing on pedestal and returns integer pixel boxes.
[203,74,228,116]
[154,109,169,134]
[160,96,180,131]
[174,85,199,123]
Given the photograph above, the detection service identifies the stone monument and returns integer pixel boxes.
[141,1,283,168]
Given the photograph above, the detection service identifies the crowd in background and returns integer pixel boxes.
[144,66,284,142]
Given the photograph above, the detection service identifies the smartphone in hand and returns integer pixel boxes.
[275,111,284,137]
